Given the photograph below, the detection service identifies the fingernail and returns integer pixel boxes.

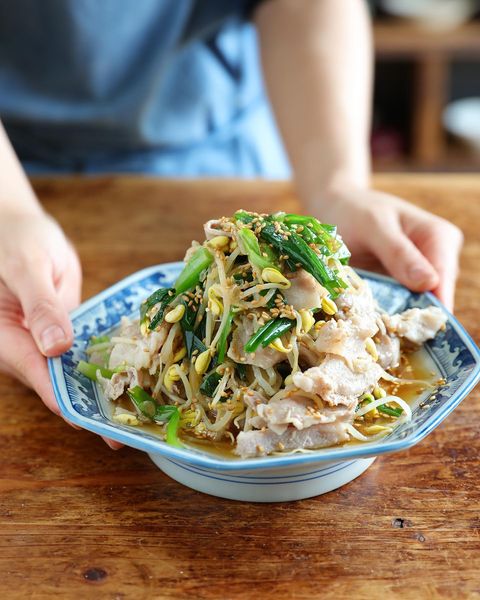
[40,324,67,353]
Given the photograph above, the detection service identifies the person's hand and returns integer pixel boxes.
[314,187,464,311]
[0,208,122,449]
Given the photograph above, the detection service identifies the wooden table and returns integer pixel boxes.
[1,175,479,600]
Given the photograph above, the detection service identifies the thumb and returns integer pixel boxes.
[7,257,73,357]
[367,220,440,292]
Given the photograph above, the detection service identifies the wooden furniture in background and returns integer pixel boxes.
[374,21,480,169]
[0,176,478,599]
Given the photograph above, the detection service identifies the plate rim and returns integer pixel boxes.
[48,263,480,472]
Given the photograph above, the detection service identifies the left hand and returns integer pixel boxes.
[311,186,464,311]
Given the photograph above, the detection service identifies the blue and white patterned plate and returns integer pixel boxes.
[48,263,480,502]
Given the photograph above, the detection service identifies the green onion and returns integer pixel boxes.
[258,318,295,348]
[77,360,114,381]
[237,228,276,271]
[141,287,176,331]
[179,297,208,358]
[200,371,222,397]
[126,386,182,447]
[378,405,403,418]
[244,317,294,353]
[175,246,214,295]
[357,395,404,419]
[184,331,207,358]
[166,410,182,447]
[260,222,344,297]
[217,308,235,364]
[140,287,174,324]
[235,363,248,382]
[234,210,255,224]
[88,335,110,346]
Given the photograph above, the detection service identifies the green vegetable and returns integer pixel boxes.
[166,410,183,447]
[88,335,110,346]
[127,386,178,421]
[244,317,294,353]
[378,405,403,418]
[234,210,255,224]
[217,308,235,364]
[260,288,281,309]
[280,214,350,265]
[259,222,345,297]
[77,360,115,381]
[200,370,222,397]
[175,246,214,294]
[185,331,207,359]
[179,297,208,358]
[140,287,174,325]
[139,287,176,331]
[237,227,276,271]
[357,396,403,419]
[235,363,248,382]
[126,386,182,446]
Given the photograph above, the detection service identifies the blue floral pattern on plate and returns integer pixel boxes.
[48,263,480,471]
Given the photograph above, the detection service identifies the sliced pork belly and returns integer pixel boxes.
[98,366,140,401]
[256,396,353,436]
[293,355,383,406]
[335,276,379,334]
[228,315,283,369]
[375,332,401,369]
[383,307,446,346]
[283,268,327,311]
[235,417,351,458]
[108,319,169,371]
[312,318,377,370]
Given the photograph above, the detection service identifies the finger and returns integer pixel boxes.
[6,254,73,357]
[367,218,440,292]
[102,437,123,450]
[416,224,463,311]
[56,244,82,311]
[62,416,82,431]
[0,321,61,415]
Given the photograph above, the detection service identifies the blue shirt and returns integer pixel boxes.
[0,0,290,177]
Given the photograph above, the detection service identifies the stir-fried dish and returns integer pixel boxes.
[78,211,447,458]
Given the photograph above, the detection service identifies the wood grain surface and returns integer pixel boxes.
[0,175,479,600]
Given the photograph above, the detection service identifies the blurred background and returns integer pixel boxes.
[368,0,480,171]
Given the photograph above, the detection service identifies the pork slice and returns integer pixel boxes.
[283,268,327,311]
[375,332,401,369]
[109,321,169,371]
[98,366,140,401]
[257,396,352,435]
[383,307,447,346]
[313,319,377,370]
[227,315,283,369]
[335,278,379,334]
[293,355,383,406]
[203,219,233,240]
[235,417,351,458]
